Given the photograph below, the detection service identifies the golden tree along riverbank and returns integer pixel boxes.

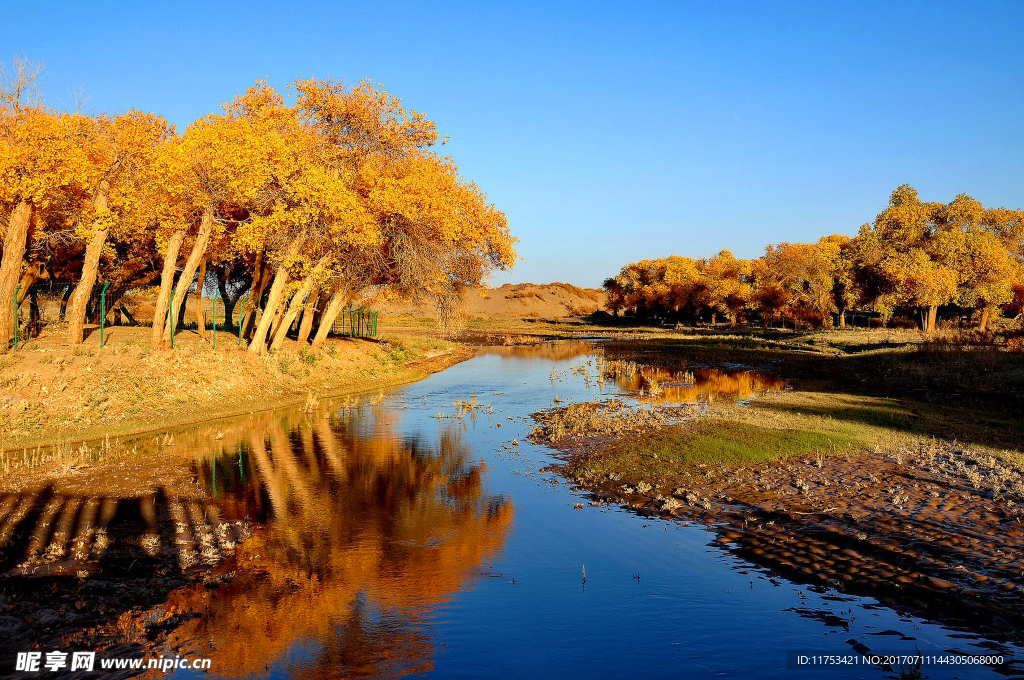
[0,324,470,455]
[1,60,516,357]
[604,185,1024,336]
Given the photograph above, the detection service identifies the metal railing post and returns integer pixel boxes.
[13,285,20,351]
[213,292,218,349]
[170,288,176,349]
[238,295,247,346]
[100,281,110,347]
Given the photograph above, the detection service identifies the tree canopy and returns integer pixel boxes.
[605,185,1024,332]
[0,65,517,352]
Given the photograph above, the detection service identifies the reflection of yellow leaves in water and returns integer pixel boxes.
[477,340,599,362]
[604,361,785,405]
[148,408,514,678]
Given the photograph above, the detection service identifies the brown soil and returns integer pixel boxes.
[555,439,1024,643]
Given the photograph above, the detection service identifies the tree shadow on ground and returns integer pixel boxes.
[755,397,1022,453]
[0,484,240,663]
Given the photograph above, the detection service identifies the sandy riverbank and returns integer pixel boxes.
[0,324,471,455]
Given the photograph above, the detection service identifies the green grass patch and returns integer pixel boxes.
[758,396,917,431]
[603,420,863,471]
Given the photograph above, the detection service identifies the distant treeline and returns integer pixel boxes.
[603,185,1024,332]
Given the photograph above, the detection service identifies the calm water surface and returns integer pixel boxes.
[4,341,1022,679]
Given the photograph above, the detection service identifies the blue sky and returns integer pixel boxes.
[7,1,1023,287]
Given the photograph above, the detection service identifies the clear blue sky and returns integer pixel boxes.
[7,1,1023,287]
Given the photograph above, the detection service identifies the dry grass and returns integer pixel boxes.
[507,290,546,302]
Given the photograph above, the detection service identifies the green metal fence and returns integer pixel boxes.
[332,306,378,338]
[6,284,380,350]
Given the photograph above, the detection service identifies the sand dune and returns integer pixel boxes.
[379,282,606,320]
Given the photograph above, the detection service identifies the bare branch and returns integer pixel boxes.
[1,54,45,107]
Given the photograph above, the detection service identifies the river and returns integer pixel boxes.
[1,340,1021,679]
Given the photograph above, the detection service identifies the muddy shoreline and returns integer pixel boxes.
[549,436,1024,651]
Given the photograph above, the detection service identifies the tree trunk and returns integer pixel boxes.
[29,288,39,329]
[270,258,328,351]
[214,266,248,330]
[837,307,846,328]
[222,295,237,331]
[176,291,187,330]
[979,307,992,332]
[0,200,33,351]
[151,228,186,348]
[241,251,268,340]
[66,181,111,344]
[16,266,44,304]
[195,258,206,338]
[927,305,938,334]
[311,289,347,350]
[247,267,290,354]
[268,307,284,342]
[163,206,215,347]
[296,284,320,344]
[247,235,306,354]
[13,266,44,340]
[59,284,73,320]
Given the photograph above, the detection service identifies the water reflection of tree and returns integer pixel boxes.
[476,340,599,362]
[156,407,513,678]
[607,363,785,405]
